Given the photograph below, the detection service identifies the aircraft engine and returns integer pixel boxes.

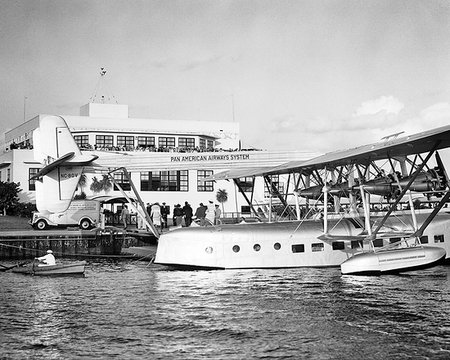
[328,182,350,198]
[298,185,324,200]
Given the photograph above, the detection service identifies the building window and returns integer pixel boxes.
[137,136,155,148]
[141,171,188,191]
[113,172,131,191]
[117,136,134,149]
[237,177,254,192]
[274,243,281,250]
[292,244,305,253]
[198,170,214,192]
[332,242,345,250]
[7,168,10,182]
[95,135,113,149]
[264,174,284,197]
[311,243,324,252]
[178,137,195,149]
[158,137,175,148]
[29,168,40,191]
[420,236,429,244]
[253,244,261,251]
[199,138,206,149]
[207,140,214,149]
[241,206,251,214]
[434,235,445,243]
[74,135,90,149]
[233,245,240,253]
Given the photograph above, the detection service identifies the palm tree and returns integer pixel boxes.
[89,174,113,194]
[216,189,228,214]
[76,173,87,196]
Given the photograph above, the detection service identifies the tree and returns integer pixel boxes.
[76,173,87,197]
[216,188,228,214]
[0,181,21,216]
[90,174,113,194]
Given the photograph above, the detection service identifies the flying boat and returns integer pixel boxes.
[154,125,450,274]
[33,116,450,275]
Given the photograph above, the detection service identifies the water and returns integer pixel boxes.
[1,261,450,360]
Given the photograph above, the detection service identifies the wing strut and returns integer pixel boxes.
[263,175,297,220]
[233,179,261,219]
[369,144,440,239]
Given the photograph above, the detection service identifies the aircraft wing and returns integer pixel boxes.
[205,167,278,181]
[209,125,450,180]
[265,124,450,175]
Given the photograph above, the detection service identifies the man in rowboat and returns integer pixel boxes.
[35,250,56,266]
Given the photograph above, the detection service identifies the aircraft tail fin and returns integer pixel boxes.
[33,116,83,213]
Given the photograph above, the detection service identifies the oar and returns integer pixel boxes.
[0,261,28,272]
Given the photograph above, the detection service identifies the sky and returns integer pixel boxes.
[1,0,450,154]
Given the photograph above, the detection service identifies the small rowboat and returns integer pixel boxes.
[12,261,87,276]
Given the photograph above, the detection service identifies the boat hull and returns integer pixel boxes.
[12,261,87,276]
[340,247,446,275]
[154,214,450,271]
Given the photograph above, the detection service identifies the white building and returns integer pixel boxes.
[0,102,316,218]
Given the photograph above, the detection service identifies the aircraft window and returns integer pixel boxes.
[291,244,304,253]
[373,239,384,247]
[332,242,345,250]
[311,243,324,252]
[232,245,240,253]
[434,235,444,243]
[274,243,281,250]
[420,236,429,244]
[351,240,363,249]
[205,247,213,254]
[253,244,261,251]
[389,237,401,244]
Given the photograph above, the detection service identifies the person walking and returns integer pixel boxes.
[194,203,207,226]
[120,205,130,230]
[214,204,222,225]
[174,204,184,226]
[151,202,162,231]
[161,202,169,228]
[205,200,215,225]
[183,201,193,227]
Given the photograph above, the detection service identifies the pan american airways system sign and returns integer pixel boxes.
[170,153,250,163]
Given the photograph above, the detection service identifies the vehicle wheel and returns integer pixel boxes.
[80,219,92,230]
[35,220,48,230]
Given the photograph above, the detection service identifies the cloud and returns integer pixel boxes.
[270,115,299,133]
[354,96,404,117]
[420,102,450,127]
[180,54,223,71]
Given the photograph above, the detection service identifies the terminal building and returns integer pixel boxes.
[1,95,315,219]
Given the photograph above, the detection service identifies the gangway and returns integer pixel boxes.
[108,167,160,239]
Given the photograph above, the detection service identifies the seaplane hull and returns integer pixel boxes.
[155,213,450,271]
[154,215,450,270]
[340,247,446,275]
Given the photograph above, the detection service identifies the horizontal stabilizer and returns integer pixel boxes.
[30,152,75,180]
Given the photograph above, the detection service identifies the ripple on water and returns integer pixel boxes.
[1,263,450,359]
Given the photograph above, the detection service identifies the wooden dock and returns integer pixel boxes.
[0,228,133,260]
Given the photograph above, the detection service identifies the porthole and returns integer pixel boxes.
[274,242,281,250]
[253,244,261,251]
[232,245,240,253]
[205,246,213,254]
